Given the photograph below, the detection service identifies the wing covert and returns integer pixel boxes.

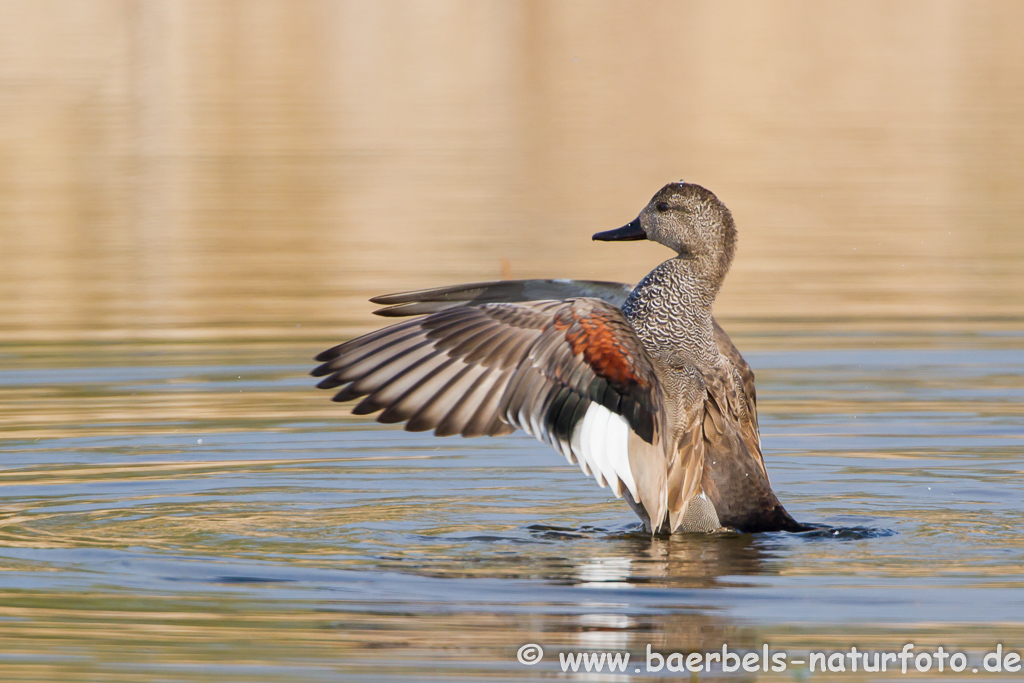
[370,279,634,317]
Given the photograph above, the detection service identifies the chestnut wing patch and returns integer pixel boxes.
[534,301,660,444]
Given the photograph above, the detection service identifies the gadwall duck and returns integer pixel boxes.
[312,182,805,534]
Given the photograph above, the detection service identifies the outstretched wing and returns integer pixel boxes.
[370,279,635,317]
[312,298,667,516]
[371,278,759,449]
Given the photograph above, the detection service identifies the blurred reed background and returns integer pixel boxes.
[1,0,1022,345]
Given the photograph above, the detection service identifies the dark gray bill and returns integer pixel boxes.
[592,218,646,241]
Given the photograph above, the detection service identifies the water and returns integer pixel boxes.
[3,1,1024,680]
[1,329,1022,680]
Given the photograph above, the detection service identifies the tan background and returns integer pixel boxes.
[1,0,1022,342]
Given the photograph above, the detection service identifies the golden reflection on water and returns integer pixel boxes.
[1,1,1024,345]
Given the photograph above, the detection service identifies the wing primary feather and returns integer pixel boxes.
[494,331,543,370]
[462,327,527,365]
[425,318,494,349]
[334,343,442,407]
[314,330,431,383]
[463,368,515,437]
[373,301,462,317]
[349,349,451,415]
[313,318,422,363]
[432,368,501,437]
[374,356,462,424]
[497,361,533,420]
[445,326,511,361]
[529,381,565,447]
[369,279,634,309]
[470,327,529,366]
[418,310,490,339]
[404,364,479,432]
[527,329,568,368]
[325,336,436,386]
[515,373,554,438]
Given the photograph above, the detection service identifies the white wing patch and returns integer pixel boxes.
[570,403,638,501]
[582,402,610,487]
[511,398,639,502]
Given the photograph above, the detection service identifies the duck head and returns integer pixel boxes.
[594,181,738,284]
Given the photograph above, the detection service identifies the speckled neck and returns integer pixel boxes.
[621,256,723,370]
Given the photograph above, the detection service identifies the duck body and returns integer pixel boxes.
[313,182,805,534]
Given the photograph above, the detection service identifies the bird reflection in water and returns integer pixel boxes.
[576,530,770,589]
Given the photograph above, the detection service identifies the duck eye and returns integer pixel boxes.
[655,201,670,213]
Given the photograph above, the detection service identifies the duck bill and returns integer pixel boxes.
[592,218,646,241]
